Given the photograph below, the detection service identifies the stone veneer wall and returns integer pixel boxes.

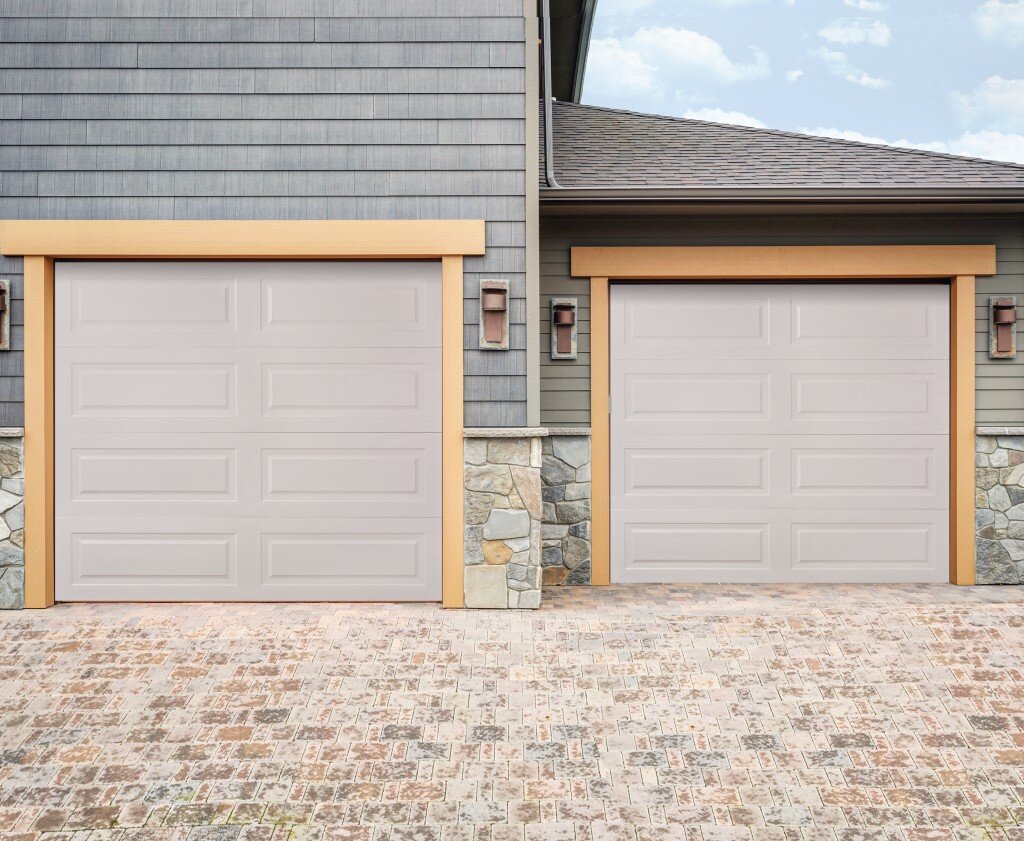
[0,433,24,609]
[976,429,1024,584]
[463,431,543,608]
[541,432,591,585]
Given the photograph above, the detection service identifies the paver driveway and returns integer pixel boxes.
[2,585,1024,840]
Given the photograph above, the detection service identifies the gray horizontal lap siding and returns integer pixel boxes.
[0,0,529,427]
[539,213,1024,428]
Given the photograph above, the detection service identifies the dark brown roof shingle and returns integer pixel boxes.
[543,101,1024,190]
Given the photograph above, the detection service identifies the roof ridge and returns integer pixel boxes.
[556,100,1024,173]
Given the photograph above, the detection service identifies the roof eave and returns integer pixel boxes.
[540,186,1024,204]
[549,0,599,103]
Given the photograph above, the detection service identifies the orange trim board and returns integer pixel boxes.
[572,244,996,280]
[1,221,479,608]
[584,246,996,588]
[0,219,486,259]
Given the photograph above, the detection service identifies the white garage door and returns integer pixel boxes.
[55,261,442,601]
[611,283,950,583]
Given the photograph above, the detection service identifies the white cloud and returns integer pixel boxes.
[625,27,770,83]
[583,26,770,114]
[585,38,657,98]
[596,0,762,12]
[819,18,892,46]
[810,47,890,88]
[975,0,1024,45]
[954,76,1024,132]
[801,126,1024,164]
[844,0,887,10]
[682,107,767,127]
[786,69,804,82]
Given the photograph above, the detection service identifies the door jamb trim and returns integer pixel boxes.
[574,244,997,587]
[4,220,484,608]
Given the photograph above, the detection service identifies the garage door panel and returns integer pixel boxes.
[67,359,238,421]
[57,261,442,349]
[259,262,440,347]
[57,262,239,339]
[612,509,948,583]
[614,284,949,360]
[56,517,440,601]
[59,347,441,433]
[791,366,946,430]
[56,261,443,602]
[261,352,440,430]
[791,287,947,358]
[790,440,945,503]
[60,527,241,596]
[259,520,438,595]
[615,359,948,436]
[611,283,949,583]
[618,288,772,355]
[59,432,440,519]
[615,435,947,510]
[68,446,238,504]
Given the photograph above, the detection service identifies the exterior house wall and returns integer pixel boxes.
[540,213,1024,427]
[0,0,533,428]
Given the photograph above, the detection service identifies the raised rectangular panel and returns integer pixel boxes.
[624,448,767,495]
[625,373,768,420]
[622,294,767,347]
[263,362,427,418]
[792,448,935,496]
[262,533,424,583]
[260,263,438,345]
[264,277,419,328]
[70,533,236,585]
[792,523,933,567]
[793,373,933,418]
[792,300,934,347]
[69,274,236,333]
[263,448,425,502]
[72,362,236,417]
[624,522,769,568]
[71,448,235,501]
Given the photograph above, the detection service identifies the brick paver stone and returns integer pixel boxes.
[2,584,1024,839]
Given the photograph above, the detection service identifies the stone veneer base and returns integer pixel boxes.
[463,433,543,608]
[976,430,1024,584]
[541,430,592,586]
[0,431,24,609]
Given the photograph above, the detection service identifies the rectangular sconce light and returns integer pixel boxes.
[990,296,1018,359]
[479,279,509,350]
[550,296,577,360]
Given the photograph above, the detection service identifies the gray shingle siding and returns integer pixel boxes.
[0,1,529,427]
[540,213,1024,428]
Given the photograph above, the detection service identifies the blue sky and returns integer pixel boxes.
[582,0,1024,163]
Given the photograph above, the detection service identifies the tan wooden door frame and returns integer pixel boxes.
[0,219,486,609]
[572,244,998,587]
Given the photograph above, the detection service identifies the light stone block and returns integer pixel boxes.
[464,565,508,609]
[483,508,530,540]
[552,436,589,469]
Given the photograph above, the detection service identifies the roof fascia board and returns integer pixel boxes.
[540,186,1024,203]
[571,0,597,102]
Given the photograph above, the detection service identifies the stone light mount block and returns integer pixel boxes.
[479,279,509,350]
[990,296,1018,359]
[550,296,578,360]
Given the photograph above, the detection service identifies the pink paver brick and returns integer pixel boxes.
[1,584,1024,838]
